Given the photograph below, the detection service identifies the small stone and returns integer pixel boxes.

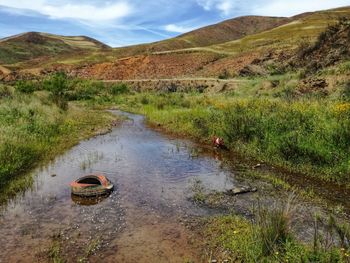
[253,163,262,169]
[50,174,57,177]
[227,186,257,195]
[211,260,217,263]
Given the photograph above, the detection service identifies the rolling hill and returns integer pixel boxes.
[115,16,292,56]
[0,32,110,65]
[69,6,350,80]
[0,6,349,81]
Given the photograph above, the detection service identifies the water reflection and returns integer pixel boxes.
[71,193,111,206]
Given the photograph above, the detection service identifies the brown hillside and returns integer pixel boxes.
[294,19,350,72]
[178,16,290,47]
[2,6,350,81]
[114,16,291,55]
[71,52,222,80]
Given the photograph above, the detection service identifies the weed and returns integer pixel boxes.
[202,198,349,262]
[191,179,206,203]
[256,194,296,256]
[47,237,65,263]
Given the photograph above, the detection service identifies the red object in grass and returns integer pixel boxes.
[212,137,225,148]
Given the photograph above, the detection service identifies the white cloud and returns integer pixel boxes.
[0,0,132,22]
[164,24,196,33]
[196,0,240,16]
[252,0,350,17]
[196,0,214,10]
[197,0,350,17]
[216,0,235,15]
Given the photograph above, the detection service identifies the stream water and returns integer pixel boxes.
[0,111,349,262]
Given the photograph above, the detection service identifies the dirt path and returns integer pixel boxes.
[103,78,247,83]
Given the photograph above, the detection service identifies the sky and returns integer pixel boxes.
[0,0,349,47]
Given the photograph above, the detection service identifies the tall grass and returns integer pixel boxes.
[257,195,296,256]
[203,198,349,262]
[12,73,350,185]
[0,83,115,202]
[115,92,350,184]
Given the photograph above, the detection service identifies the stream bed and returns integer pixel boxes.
[0,111,349,262]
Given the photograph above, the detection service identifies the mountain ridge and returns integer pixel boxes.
[0,5,350,81]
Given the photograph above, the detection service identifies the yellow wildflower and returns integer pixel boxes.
[334,103,350,115]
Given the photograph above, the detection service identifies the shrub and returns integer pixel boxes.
[43,72,70,110]
[68,80,102,100]
[15,80,37,94]
[110,83,129,95]
[43,72,69,96]
[140,96,149,105]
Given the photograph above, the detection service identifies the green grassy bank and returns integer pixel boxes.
[200,211,350,262]
[108,89,350,186]
[0,83,116,203]
[11,72,350,187]
[4,72,350,262]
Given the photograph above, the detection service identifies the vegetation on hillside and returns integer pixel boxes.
[0,32,109,65]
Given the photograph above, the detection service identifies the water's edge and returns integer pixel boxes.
[0,110,348,262]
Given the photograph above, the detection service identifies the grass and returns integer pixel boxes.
[201,199,350,262]
[47,239,65,263]
[20,71,350,189]
[0,82,116,203]
[107,87,350,185]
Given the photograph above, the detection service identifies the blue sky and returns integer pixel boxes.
[0,0,350,47]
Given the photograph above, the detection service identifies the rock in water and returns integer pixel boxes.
[226,186,257,196]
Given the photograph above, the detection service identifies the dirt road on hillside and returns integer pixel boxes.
[103,78,248,83]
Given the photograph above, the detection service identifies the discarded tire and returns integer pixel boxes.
[70,174,114,197]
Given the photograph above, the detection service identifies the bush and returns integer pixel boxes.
[140,96,149,105]
[68,80,103,100]
[43,72,69,96]
[109,83,129,95]
[15,80,37,94]
[43,72,70,110]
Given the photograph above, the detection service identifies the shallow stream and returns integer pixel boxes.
[0,111,348,262]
